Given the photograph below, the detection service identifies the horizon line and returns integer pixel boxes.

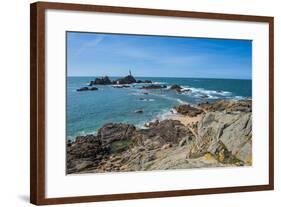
[67,75,252,81]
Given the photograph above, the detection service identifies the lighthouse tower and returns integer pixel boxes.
[129,70,132,76]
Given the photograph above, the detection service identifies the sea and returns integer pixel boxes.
[67,77,252,140]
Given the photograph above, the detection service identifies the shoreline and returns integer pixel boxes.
[67,99,252,174]
[67,98,251,140]
[67,107,199,140]
[69,75,252,139]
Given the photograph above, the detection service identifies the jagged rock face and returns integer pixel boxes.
[97,123,136,146]
[134,119,192,146]
[116,75,136,84]
[175,104,204,117]
[66,120,195,173]
[189,111,252,165]
[89,76,112,85]
[67,124,136,173]
[67,135,102,159]
[66,135,107,174]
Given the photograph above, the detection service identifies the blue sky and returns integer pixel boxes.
[67,32,252,79]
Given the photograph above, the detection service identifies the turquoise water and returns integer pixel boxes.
[67,77,252,139]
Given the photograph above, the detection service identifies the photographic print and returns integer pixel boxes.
[30,3,273,204]
[66,32,252,174]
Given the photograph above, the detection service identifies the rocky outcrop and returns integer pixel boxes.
[198,99,252,113]
[188,111,252,165]
[67,123,136,173]
[88,74,152,86]
[66,99,252,174]
[97,123,136,146]
[134,120,193,146]
[175,104,204,117]
[66,135,107,173]
[89,76,112,85]
[170,84,182,92]
[141,84,167,89]
[67,119,194,173]
[77,87,98,91]
[116,75,136,84]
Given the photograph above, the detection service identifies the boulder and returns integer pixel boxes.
[175,104,204,117]
[89,76,112,85]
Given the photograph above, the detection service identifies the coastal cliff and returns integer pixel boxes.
[67,99,252,174]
